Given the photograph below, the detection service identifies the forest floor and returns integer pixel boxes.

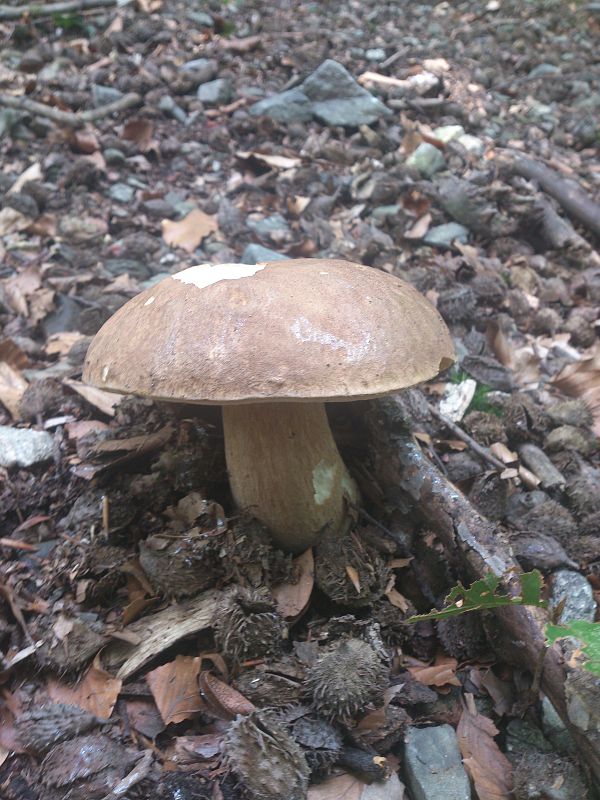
[1,0,600,798]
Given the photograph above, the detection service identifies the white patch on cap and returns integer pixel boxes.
[144,296,155,306]
[290,316,372,362]
[312,460,336,505]
[172,262,266,289]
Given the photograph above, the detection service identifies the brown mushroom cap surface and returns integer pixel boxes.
[83,259,454,404]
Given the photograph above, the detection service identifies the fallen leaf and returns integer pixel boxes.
[63,379,122,416]
[346,564,361,594]
[0,339,29,369]
[272,548,314,619]
[407,654,461,687]
[146,656,204,725]
[45,331,85,356]
[404,213,432,239]
[0,362,28,418]
[8,162,43,194]
[386,587,410,613]
[174,733,222,762]
[457,694,513,800]
[125,698,166,738]
[27,213,57,237]
[121,118,155,152]
[552,342,600,435]
[308,771,405,800]
[161,208,218,253]
[237,150,302,170]
[70,127,100,154]
[2,264,41,316]
[199,671,255,719]
[47,656,122,718]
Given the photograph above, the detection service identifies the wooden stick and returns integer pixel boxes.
[0,0,122,20]
[366,396,600,786]
[427,402,506,471]
[0,92,141,128]
[505,151,600,239]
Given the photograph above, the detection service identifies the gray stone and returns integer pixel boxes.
[92,84,124,108]
[251,59,390,127]
[407,142,446,177]
[528,63,561,78]
[242,244,289,264]
[158,94,187,123]
[140,198,176,219]
[541,696,576,755]
[456,134,485,156]
[197,78,233,106]
[424,223,469,248]
[182,58,217,82]
[187,10,214,27]
[404,725,471,800]
[302,59,391,126]
[108,183,134,204]
[246,213,290,237]
[365,48,386,61]
[141,272,171,290]
[434,124,465,143]
[550,569,597,623]
[103,148,126,167]
[251,87,313,123]
[0,426,54,469]
[38,57,75,83]
[104,259,151,281]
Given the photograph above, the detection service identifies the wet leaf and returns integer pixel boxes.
[64,379,122,416]
[308,771,405,800]
[237,150,302,170]
[0,362,28,418]
[121,118,155,152]
[552,343,600,436]
[161,208,218,253]
[457,694,513,800]
[146,656,204,725]
[272,548,314,619]
[407,654,461,688]
[47,656,122,718]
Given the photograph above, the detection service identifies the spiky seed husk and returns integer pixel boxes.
[545,425,594,455]
[504,394,548,445]
[213,588,287,664]
[305,638,387,723]
[222,711,309,800]
[516,499,577,544]
[17,703,103,754]
[437,614,488,661]
[35,616,107,674]
[463,411,507,447]
[547,399,594,430]
[566,472,600,518]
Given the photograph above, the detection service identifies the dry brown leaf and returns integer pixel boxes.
[70,127,100,154]
[136,0,162,10]
[46,331,85,356]
[2,264,41,316]
[174,733,222,763]
[47,655,122,718]
[199,671,255,719]
[407,654,461,687]
[346,564,361,594]
[64,379,122,416]
[28,213,57,237]
[552,343,600,435]
[146,656,204,725]
[386,587,410,612]
[0,362,28,418]
[308,771,404,800]
[272,548,314,619]
[28,287,55,324]
[125,698,165,739]
[161,208,218,253]
[8,162,43,194]
[404,213,432,239]
[457,694,513,800]
[121,118,155,152]
[237,150,301,170]
[0,339,29,369]
[219,35,261,52]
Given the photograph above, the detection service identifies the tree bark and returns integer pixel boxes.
[366,396,600,786]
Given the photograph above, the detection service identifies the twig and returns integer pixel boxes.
[0,92,141,129]
[427,403,506,471]
[0,538,38,551]
[0,0,123,20]
[503,150,600,239]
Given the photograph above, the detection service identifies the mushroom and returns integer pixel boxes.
[83,259,454,552]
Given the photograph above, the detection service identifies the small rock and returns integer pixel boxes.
[38,57,74,83]
[0,426,54,469]
[182,57,217,82]
[541,696,576,756]
[456,133,485,155]
[365,48,386,61]
[424,222,469,248]
[92,84,124,107]
[303,59,391,126]
[108,183,134,204]
[58,215,107,244]
[528,63,561,79]
[103,148,126,167]
[403,725,471,800]
[158,94,187,122]
[187,10,214,27]
[104,259,151,281]
[140,198,176,219]
[251,87,313,123]
[197,78,233,106]
[246,213,290,239]
[550,569,597,623]
[407,142,446,177]
[434,124,465,143]
[242,244,289,264]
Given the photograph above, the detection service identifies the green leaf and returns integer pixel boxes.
[546,620,600,677]
[407,570,547,622]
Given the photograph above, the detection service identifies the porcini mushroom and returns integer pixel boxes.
[83,259,454,552]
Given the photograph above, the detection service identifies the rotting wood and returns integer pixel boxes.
[366,396,600,786]
[0,0,124,20]
[0,92,141,129]
[502,150,600,239]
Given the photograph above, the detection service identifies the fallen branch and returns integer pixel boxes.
[427,402,506,472]
[0,92,141,129]
[505,151,600,239]
[0,0,122,20]
[366,397,600,786]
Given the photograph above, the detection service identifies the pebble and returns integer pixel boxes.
[456,133,485,155]
[92,84,124,107]
[406,142,446,177]
[403,725,471,800]
[541,696,576,756]
[246,213,290,238]
[108,183,135,204]
[186,10,214,27]
[434,124,465,143]
[549,569,597,623]
[140,198,176,219]
[0,426,54,469]
[197,78,233,106]
[103,148,126,167]
[423,222,469,248]
[242,244,289,264]
[158,95,187,123]
[365,48,386,61]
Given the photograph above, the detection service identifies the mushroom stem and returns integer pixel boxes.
[223,402,359,552]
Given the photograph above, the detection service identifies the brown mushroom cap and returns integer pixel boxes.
[83,258,454,403]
